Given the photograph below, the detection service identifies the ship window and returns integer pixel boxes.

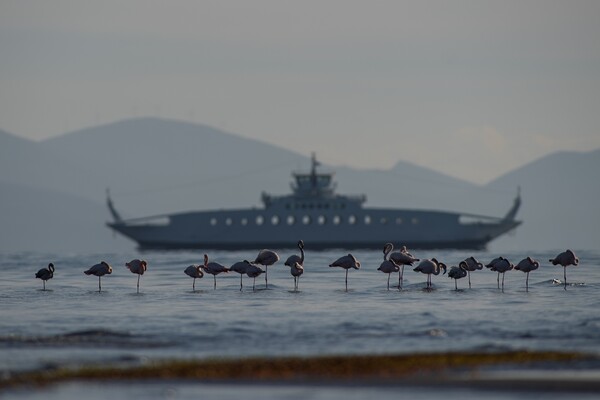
[271,215,280,225]
[241,218,248,226]
[287,215,295,225]
[364,215,371,225]
[317,215,326,225]
[210,218,217,226]
[380,217,388,225]
[256,215,264,225]
[333,215,341,225]
[225,218,232,226]
[302,215,311,225]
[396,217,403,225]
[348,215,356,225]
[412,217,419,225]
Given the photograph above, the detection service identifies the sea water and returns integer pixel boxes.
[1,248,599,399]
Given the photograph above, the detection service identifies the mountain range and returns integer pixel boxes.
[1,117,598,252]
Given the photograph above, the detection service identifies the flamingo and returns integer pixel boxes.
[413,258,447,290]
[378,243,400,291]
[489,258,513,292]
[485,256,506,289]
[184,264,204,291]
[35,263,55,291]
[245,264,265,291]
[459,256,484,289]
[285,240,305,291]
[230,260,252,291]
[389,244,419,289]
[201,254,229,289]
[290,262,304,291]
[254,249,280,289]
[84,261,112,292]
[549,249,579,290]
[448,264,468,291]
[514,257,540,291]
[125,259,147,293]
[329,254,361,291]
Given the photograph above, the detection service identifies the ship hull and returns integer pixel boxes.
[107,207,520,251]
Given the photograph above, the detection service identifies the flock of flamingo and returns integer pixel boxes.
[34,242,580,293]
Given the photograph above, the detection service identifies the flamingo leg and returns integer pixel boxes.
[137,275,140,293]
[502,273,505,293]
[240,275,243,291]
[563,267,567,290]
[526,272,529,292]
[253,277,256,291]
[468,271,472,289]
[345,269,349,292]
[455,279,458,291]
[387,274,390,291]
[43,281,46,291]
[399,266,404,290]
[98,276,102,292]
[297,276,300,291]
[192,277,196,291]
[213,275,217,290]
[497,272,500,289]
[265,266,269,289]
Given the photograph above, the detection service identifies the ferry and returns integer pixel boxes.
[106,154,521,250]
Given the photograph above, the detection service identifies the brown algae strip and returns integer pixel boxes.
[1,351,589,389]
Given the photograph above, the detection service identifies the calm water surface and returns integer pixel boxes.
[1,248,599,398]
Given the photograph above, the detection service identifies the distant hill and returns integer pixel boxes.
[1,117,597,252]
[486,149,600,251]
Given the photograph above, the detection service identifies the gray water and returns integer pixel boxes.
[1,248,599,399]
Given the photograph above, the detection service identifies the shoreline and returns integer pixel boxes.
[3,350,599,392]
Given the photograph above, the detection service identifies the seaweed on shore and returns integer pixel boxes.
[0,350,589,390]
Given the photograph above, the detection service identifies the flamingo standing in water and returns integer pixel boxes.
[184,264,204,291]
[413,258,447,290]
[201,254,229,289]
[377,243,400,291]
[254,249,280,289]
[285,240,305,291]
[84,261,112,292]
[125,259,147,293]
[549,249,579,290]
[514,257,540,291]
[389,245,419,289]
[329,254,361,291]
[448,264,468,291]
[35,263,55,291]
[485,257,506,289]
[245,263,265,291]
[489,258,513,292]
[459,256,484,289]
[230,260,252,291]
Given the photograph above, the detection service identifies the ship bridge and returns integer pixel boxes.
[261,153,366,210]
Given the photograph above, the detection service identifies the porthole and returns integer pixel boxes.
[302,215,311,225]
[256,215,264,225]
[396,217,403,225]
[225,218,233,226]
[333,215,341,225]
[241,218,248,226]
[210,218,217,226]
[287,215,295,225]
[380,217,388,224]
[364,215,372,225]
[412,217,419,225]
[348,215,356,225]
[317,215,326,225]
[271,215,280,225]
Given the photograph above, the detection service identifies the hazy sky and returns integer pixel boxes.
[1,0,599,183]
